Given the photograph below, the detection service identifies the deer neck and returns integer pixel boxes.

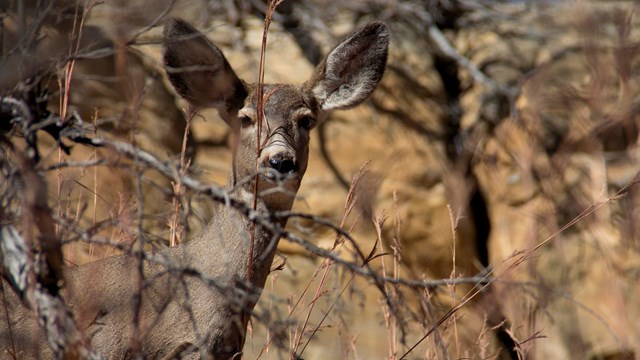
[186,174,297,289]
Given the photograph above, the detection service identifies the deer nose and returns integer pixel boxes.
[268,156,297,174]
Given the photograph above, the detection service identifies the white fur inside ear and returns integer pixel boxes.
[314,70,378,111]
[311,22,388,112]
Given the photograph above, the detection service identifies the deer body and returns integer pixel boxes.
[64,198,280,359]
[1,18,388,359]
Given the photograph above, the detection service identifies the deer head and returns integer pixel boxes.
[163,18,388,211]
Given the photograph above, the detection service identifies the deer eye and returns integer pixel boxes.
[239,115,253,128]
[298,116,316,130]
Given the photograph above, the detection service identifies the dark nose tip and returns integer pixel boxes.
[268,157,297,174]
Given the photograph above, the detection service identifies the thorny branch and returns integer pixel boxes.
[1,95,494,292]
[2,86,496,356]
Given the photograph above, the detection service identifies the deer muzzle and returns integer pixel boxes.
[268,155,297,174]
[258,145,299,183]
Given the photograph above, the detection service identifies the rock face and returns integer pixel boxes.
[465,4,640,358]
[2,1,640,359]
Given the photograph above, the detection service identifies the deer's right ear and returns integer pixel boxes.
[163,18,247,123]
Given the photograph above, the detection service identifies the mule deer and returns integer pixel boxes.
[1,18,388,358]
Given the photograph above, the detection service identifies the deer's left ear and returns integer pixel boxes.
[306,22,389,112]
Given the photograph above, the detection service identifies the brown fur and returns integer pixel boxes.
[1,18,388,359]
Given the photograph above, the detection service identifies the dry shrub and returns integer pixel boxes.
[2,1,640,359]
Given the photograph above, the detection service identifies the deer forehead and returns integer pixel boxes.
[241,84,319,120]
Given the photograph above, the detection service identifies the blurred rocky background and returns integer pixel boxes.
[1,0,639,359]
